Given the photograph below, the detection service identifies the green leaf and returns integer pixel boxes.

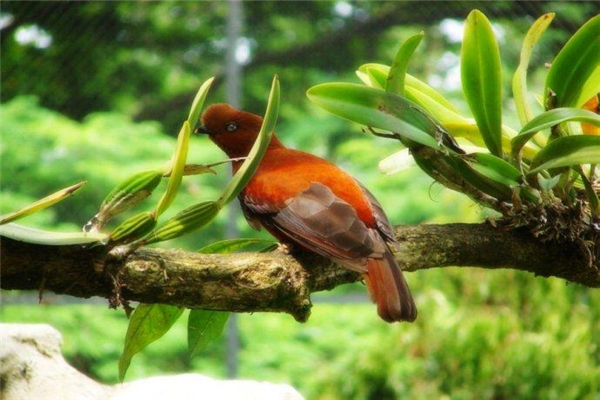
[512,108,600,157]
[468,152,522,186]
[513,13,554,126]
[461,10,503,156]
[0,223,108,245]
[545,15,600,108]
[306,83,443,150]
[187,77,215,131]
[187,310,229,357]
[198,238,276,254]
[445,122,538,160]
[218,76,280,206]
[119,304,184,382]
[358,63,458,112]
[529,135,600,174]
[386,32,424,96]
[154,121,192,217]
[576,65,600,108]
[0,181,86,225]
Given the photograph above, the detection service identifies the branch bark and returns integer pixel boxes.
[1,223,597,322]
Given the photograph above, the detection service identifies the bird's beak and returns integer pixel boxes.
[195,125,211,135]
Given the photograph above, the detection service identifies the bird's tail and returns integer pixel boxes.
[364,250,417,323]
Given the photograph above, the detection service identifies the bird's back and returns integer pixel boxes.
[241,148,375,226]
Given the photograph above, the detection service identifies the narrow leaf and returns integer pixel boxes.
[154,121,192,216]
[545,15,600,108]
[0,223,108,245]
[512,108,600,157]
[468,152,522,186]
[513,13,554,126]
[198,238,276,254]
[358,63,459,112]
[0,181,86,225]
[307,83,443,150]
[386,32,424,96]
[188,77,215,131]
[118,304,183,382]
[188,310,230,357]
[529,135,600,174]
[218,76,280,206]
[461,10,503,156]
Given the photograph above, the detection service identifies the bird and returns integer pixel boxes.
[197,104,417,323]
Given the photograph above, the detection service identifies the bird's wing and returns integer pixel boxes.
[356,182,398,247]
[242,182,387,273]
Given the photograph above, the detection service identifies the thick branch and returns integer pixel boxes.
[1,223,597,321]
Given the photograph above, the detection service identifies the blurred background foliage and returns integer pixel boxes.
[1,1,599,398]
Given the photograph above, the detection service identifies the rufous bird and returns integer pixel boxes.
[197,104,417,323]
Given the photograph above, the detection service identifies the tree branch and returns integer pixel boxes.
[1,223,597,322]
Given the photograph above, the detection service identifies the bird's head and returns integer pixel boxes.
[197,103,282,158]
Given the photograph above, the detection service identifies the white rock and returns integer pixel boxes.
[0,323,304,400]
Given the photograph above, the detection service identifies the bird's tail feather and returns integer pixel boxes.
[364,250,417,323]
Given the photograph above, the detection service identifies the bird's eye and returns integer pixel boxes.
[226,122,238,132]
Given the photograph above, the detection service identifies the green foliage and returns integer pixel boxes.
[119,304,184,381]
[544,15,600,108]
[461,10,503,157]
[188,310,229,357]
[308,11,600,220]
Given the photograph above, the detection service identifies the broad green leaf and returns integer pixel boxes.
[386,32,424,96]
[0,223,108,245]
[119,304,184,382]
[198,238,276,254]
[366,67,387,89]
[512,108,600,157]
[513,13,554,126]
[461,10,503,156]
[358,63,458,112]
[576,65,600,108]
[143,201,220,245]
[529,135,600,174]
[378,148,416,175]
[545,15,600,108]
[445,122,538,160]
[187,77,215,131]
[218,76,280,206]
[468,152,522,186]
[306,83,443,150]
[154,121,192,217]
[188,310,230,357]
[0,181,86,225]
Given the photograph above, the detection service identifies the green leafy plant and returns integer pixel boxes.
[308,11,600,233]
[0,75,281,381]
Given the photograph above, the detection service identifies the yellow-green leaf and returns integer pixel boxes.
[0,223,108,246]
[218,75,280,206]
[386,32,424,96]
[154,121,192,217]
[188,77,215,131]
[461,10,503,156]
[513,13,554,126]
[0,181,86,225]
